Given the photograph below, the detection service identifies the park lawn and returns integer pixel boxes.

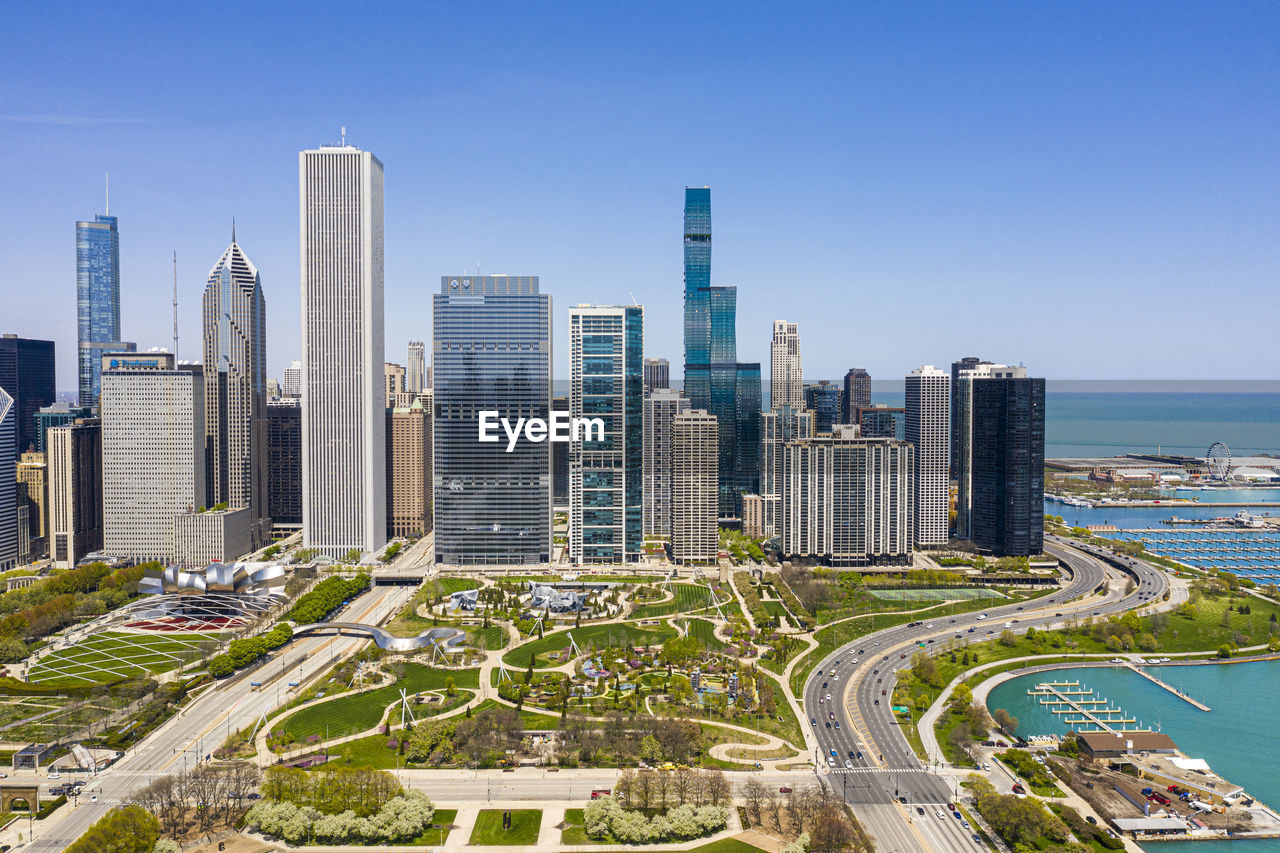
[278,665,479,740]
[469,808,542,845]
[935,706,978,767]
[561,807,621,845]
[684,619,727,651]
[632,584,715,620]
[685,840,769,853]
[502,622,677,669]
[466,625,507,651]
[28,631,222,685]
[397,809,458,846]
[1148,588,1280,652]
[469,698,562,730]
[995,750,1065,797]
[309,731,403,769]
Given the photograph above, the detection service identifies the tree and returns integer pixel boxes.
[640,734,664,764]
[993,707,1018,736]
[66,805,159,853]
[951,683,973,708]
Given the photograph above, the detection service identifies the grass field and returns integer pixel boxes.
[469,698,561,730]
[868,588,1003,601]
[469,808,542,845]
[278,665,479,740]
[27,631,222,685]
[631,584,721,620]
[561,808,620,845]
[684,619,727,651]
[502,622,677,669]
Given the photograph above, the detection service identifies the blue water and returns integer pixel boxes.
[987,662,1280,852]
[1044,500,1269,531]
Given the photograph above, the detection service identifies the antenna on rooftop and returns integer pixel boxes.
[105,171,110,215]
[172,252,179,358]
[341,126,347,146]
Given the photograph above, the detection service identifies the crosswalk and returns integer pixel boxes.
[829,765,928,774]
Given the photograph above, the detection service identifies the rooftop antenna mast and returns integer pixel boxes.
[172,251,179,358]
[340,125,347,146]
[105,171,110,215]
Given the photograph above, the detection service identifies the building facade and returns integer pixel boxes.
[0,335,56,456]
[857,405,904,439]
[568,305,643,563]
[971,374,1045,557]
[300,143,386,559]
[33,404,92,455]
[671,410,718,564]
[386,399,432,538]
[282,361,301,398]
[100,353,205,564]
[642,388,690,538]
[202,239,269,547]
[265,399,302,528]
[384,362,407,408]
[770,321,803,409]
[950,356,989,478]
[433,275,552,565]
[46,418,102,568]
[780,427,914,567]
[803,380,840,433]
[16,452,47,559]
[905,365,950,547]
[759,405,814,540]
[0,388,15,570]
[643,357,669,393]
[741,493,765,539]
[552,395,569,507]
[76,213,135,407]
[841,368,871,425]
[173,507,253,565]
[953,363,1018,539]
[407,341,426,393]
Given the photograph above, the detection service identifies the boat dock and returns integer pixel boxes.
[1027,681,1147,734]
[1126,664,1211,711]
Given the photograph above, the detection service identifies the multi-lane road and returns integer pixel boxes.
[802,538,1170,852]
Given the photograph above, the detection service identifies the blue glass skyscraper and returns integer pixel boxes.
[680,187,760,518]
[76,213,134,407]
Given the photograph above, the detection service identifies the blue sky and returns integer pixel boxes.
[3,1,1277,391]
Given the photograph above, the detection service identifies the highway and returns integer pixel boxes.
[22,582,415,851]
[802,538,1170,852]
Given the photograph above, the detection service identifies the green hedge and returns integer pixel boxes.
[288,574,371,624]
[209,623,293,678]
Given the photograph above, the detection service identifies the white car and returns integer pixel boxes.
[844,760,852,769]
[828,758,836,767]
[48,772,60,780]
[977,614,987,620]
[826,693,831,701]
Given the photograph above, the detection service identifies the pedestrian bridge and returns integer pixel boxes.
[291,622,467,653]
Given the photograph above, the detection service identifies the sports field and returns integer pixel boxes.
[27,631,223,685]
[867,588,1003,601]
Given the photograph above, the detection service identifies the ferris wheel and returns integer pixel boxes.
[1206,442,1232,481]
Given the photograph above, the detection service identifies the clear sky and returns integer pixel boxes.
[3,1,1277,392]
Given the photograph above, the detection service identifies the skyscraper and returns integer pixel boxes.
[0,335,56,456]
[770,321,802,409]
[671,409,718,564]
[33,403,93,455]
[433,275,551,565]
[680,187,760,518]
[202,237,269,546]
[407,341,426,393]
[780,427,914,567]
[950,356,989,477]
[759,405,814,539]
[266,399,302,528]
[954,363,1019,539]
[100,353,205,563]
[384,362,407,408]
[16,452,47,559]
[803,380,840,433]
[0,388,15,570]
[568,305,643,563]
[857,405,904,439]
[905,365,950,547]
[47,418,102,568]
[552,395,569,507]
[282,360,302,398]
[643,358,670,393]
[643,388,690,538]
[841,368,871,425]
[76,212,135,407]
[386,398,432,538]
[971,374,1045,556]
[300,142,386,559]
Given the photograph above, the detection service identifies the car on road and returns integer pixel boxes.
[936,811,946,819]
[822,681,828,688]
[829,711,835,720]
[830,749,838,757]
[856,751,863,759]
[828,758,835,767]
[1085,815,1097,825]
[845,760,852,769]
[825,722,831,728]
[780,786,792,793]
[916,807,925,815]
[48,773,59,779]
[811,718,817,726]
[874,699,879,705]
[977,613,987,620]
[826,693,831,700]
[981,763,991,771]
[819,697,824,704]
[952,811,962,820]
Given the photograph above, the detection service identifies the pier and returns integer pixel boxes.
[1126,664,1211,711]
[1027,681,1148,734]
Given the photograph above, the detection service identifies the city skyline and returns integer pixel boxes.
[6,3,1278,390]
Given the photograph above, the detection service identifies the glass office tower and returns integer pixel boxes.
[679,188,760,519]
[971,374,1045,557]
[433,276,552,565]
[76,214,134,407]
[568,305,643,563]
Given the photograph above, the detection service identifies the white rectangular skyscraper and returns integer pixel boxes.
[300,143,386,559]
[770,321,802,409]
[905,365,950,547]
